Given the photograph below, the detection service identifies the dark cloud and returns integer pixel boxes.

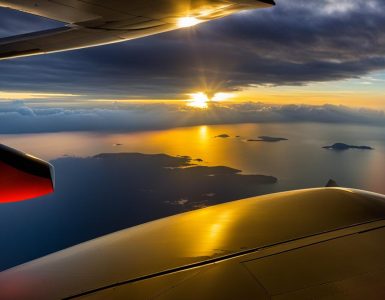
[0,0,385,97]
[0,101,383,134]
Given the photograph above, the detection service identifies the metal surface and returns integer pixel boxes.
[0,0,275,59]
[0,188,384,299]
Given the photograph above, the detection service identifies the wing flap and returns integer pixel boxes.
[0,26,117,59]
[0,0,104,24]
[0,1,276,25]
[0,24,174,60]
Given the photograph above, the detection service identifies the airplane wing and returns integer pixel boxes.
[1,187,385,299]
[0,0,275,60]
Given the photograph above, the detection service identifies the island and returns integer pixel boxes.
[215,134,230,138]
[248,136,288,142]
[325,179,339,187]
[323,143,373,151]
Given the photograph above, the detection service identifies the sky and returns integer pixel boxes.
[0,0,385,133]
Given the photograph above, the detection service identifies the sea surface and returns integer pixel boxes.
[1,122,384,270]
[2,122,385,194]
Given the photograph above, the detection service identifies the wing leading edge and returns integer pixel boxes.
[0,0,275,60]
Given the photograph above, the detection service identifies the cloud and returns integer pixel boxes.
[0,0,385,98]
[321,0,379,15]
[0,91,79,100]
[0,101,383,134]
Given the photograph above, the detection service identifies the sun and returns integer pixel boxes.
[177,17,202,28]
[187,92,233,108]
[187,92,210,108]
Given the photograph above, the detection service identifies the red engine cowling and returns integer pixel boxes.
[0,144,54,203]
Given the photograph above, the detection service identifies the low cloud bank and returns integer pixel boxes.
[0,101,383,134]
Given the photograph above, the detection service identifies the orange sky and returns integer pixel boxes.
[1,73,385,110]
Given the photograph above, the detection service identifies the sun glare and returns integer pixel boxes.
[177,17,202,28]
[187,92,233,108]
[211,92,233,101]
[188,92,209,108]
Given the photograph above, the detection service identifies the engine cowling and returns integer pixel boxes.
[0,144,54,203]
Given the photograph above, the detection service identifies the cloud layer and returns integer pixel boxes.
[0,0,385,98]
[0,101,383,134]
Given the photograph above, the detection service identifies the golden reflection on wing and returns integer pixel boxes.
[1,188,385,299]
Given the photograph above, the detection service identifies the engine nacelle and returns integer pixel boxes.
[0,144,54,203]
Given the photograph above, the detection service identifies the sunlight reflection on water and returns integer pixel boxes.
[1,122,384,194]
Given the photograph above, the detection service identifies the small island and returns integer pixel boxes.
[215,134,230,138]
[323,143,373,151]
[325,179,339,187]
[248,136,288,142]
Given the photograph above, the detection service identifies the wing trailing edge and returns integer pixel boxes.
[0,25,171,60]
